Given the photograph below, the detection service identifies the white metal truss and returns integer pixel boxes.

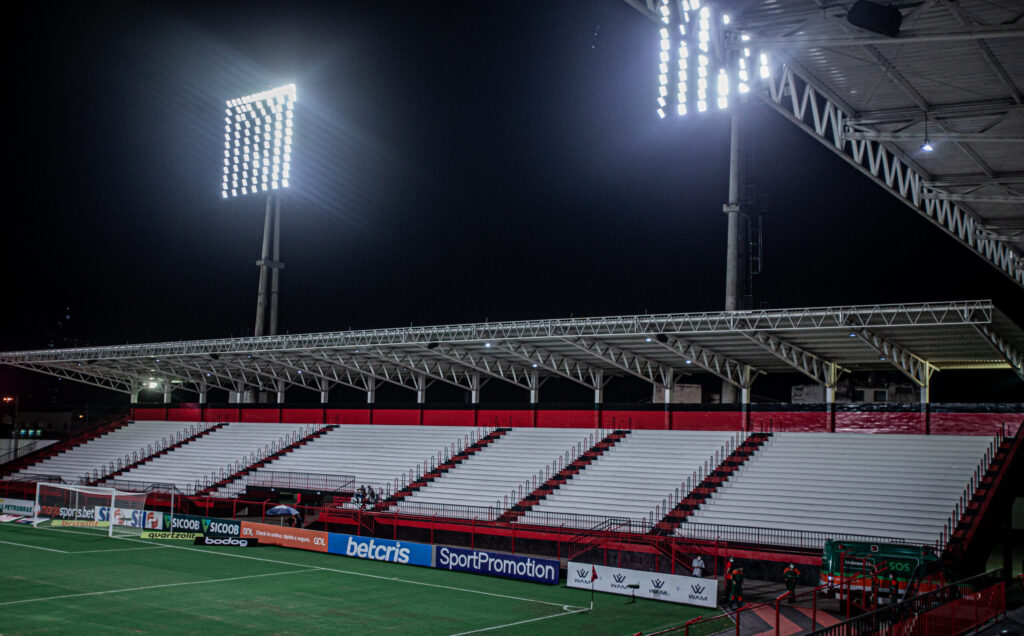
[561,337,672,385]
[742,331,846,387]
[855,329,937,388]
[973,325,1024,382]
[419,343,535,391]
[759,58,1023,288]
[0,300,1018,399]
[652,334,759,389]
[487,341,604,389]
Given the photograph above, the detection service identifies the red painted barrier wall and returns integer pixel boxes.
[673,411,744,431]
[748,411,828,432]
[537,410,598,428]
[476,410,535,428]
[931,413,1019,436]
[166,405,202,422]
[133,405,1022,436]
[326,409,370,425]
[240,408,279,423]
[282,408,325,424]
[370,409,420,426]
[600,410,667,430]
[422,410,475,427]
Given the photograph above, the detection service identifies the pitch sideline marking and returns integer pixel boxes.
[70,546,171,554]
[448,606,591,635]
[0,569,314,607]
[9,526,588,613]
[0,539,68,554]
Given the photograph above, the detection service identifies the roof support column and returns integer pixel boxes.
[130,381,140,404]
[593,369,604,405]
[199,382,208,405]
[528,370,540,404]
[366,378,376,405]
[276,380,286,404]
[319,379,330,404]
[470,372,481,404]
[163,383,172,404]
[415,374,427,404]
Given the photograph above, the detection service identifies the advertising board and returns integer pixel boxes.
[0,498,34,516]
[95,507,163,530]
[567,562,717,607]
[160,513,241,537]
[193,536,261,548]
[140,531,202,540]
[435,546,558,584]
[239,521,328,553]
[327,533,434,567]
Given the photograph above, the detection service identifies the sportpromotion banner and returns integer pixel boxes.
[567,561,717,607]
[434,546,558,584]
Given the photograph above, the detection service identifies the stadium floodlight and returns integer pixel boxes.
[655,0,771,117]
[221,84,296,341]
[222,84,296,199]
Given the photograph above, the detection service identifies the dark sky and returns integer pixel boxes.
[3,1,1023,403]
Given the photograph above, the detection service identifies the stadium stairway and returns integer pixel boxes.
[92,422,230,486]
[653,432,771,535]
[0,413,130,478]
[497,429,631,523]
[377,427,511,511]
[197,424,339,496]
[944,425,1023,564]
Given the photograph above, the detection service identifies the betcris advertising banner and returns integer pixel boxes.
[327,533,433,567]
[567,561,717,608]
[161,513,240,538]
[94,507,164,530]
[240,521,328,553]
[435,546,558,585]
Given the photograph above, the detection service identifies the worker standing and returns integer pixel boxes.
[728,566,744,609]
[783,563,801,603]
[691,554,705,578]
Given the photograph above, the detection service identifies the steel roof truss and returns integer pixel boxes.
[417,344,534,391]
[560,337,669,385]
[855,329,937,387]
[655,335,759,388]
[743,331,846,386]
[490,341,604,389]
[973,325,1024,382]
[363,348,473,391]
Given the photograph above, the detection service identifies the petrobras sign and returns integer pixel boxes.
[435,546,558,585]
[327,533,433,567]
[94,507,164,530]
[0,498,34,516]
[567,561,717,608]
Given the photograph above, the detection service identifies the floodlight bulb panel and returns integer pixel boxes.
[222,84,296,198]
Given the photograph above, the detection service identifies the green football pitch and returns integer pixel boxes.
[0,523,720,635]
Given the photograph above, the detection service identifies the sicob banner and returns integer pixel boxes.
[162,513,241,537]
[567,561,717,608]
[435,546,558,584]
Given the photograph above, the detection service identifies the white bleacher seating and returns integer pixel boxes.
[213,424,478,498]
[521,430,738,527]
[13,420,196,483]
[100,422,308,492]
[679,432,994,546]
[395,428,595,513]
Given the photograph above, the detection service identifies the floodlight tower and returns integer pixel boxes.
[222,84,296,338]
[653,0,772,402]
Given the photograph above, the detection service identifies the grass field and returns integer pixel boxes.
[0,523,715,635]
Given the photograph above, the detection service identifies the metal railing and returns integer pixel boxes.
[809,569,1005,636]
[389,501,502,522]
[249,471,355,493]
[676,521,911,551]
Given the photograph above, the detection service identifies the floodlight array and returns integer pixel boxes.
[655,0,770,117]
[223,84,296,198]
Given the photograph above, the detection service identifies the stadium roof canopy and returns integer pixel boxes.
[1,300,1021,401]
[626,0,1024,288]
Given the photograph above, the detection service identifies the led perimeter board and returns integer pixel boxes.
[223,84,296,198]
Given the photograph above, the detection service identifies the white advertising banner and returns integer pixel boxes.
[0,498,35,516]
[567,561,717,608]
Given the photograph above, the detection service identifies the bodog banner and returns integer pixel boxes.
[239,521,328,553]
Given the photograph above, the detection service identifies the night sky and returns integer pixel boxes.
[4,1,1023,404]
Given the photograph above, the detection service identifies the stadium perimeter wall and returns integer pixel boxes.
[132,403,1022,435]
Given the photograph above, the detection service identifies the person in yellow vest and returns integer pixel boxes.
[783,563,800,603]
